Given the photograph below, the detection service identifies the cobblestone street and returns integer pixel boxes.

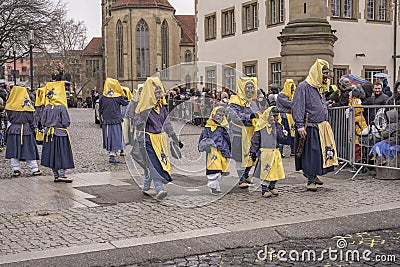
[0,109,399,266]
[133,228,400,266]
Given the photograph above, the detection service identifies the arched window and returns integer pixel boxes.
[161,20,169,78]
[184,50,192,63]
[185,75,191,89]
[136,19,150,78]
[116,20,124,77]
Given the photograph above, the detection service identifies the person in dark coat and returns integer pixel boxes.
[250,106,286,198]
[5,86,42,177]
[135,77,183,200]
[292,59,339,191]
[198,106,231,195]
[385,80,400,106]
[41,81,74,182]
[99,78,129,163]
[227,77,260,189]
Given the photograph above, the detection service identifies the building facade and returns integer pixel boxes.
[82,37,103,99]
[102,0,195,91]
[196,0,400,91]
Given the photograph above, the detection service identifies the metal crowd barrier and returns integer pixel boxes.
[168,99,213,124]
[329,105,400,179]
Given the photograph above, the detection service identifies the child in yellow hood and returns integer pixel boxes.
[250,107,286,198]
[198,106,231,195]
[5,86,42,177]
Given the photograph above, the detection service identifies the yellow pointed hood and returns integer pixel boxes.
[281,79,296,100]
[255,106,278,133]
[122,86,133,101]
[305,59,331,96]
[5,86,35,112]
[135,77,167,114]
[45,81,68,108]
[228,77,257,107]
[103,78,125,98]
[205,106,229,132]
[35,87,46,107]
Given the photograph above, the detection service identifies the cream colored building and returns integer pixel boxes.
[196,0,400,91]
[102,0,195,91]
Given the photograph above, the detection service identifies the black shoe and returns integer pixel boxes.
[210,188,222,195]
[54,177,73,183]
[12,170,21,177]
[32,170,43,176]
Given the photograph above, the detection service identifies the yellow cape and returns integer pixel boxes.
[5,86,35,112]
[205,106,229,132]
[255,106,277,133]
[45,81,68,108]
[228,77,257,107]
[305,59,331,96]
[281,79,296,100]
[135,77,167,114]
[103,78,125,98]
[35,87,46,107]
[122,86,133,101]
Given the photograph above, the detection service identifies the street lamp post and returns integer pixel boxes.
[13,46,16,85]
[29,30,34,90]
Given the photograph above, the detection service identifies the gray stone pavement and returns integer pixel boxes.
[0,109,399,266]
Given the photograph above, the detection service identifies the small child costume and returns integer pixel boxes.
[198,106,231,195]
[41,81,74,182]
[5,86,42,176]
[250,107,286,198]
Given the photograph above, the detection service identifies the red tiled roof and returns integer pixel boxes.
[175,15,195,46]
[82,38,102,55]
[113,0,174,10]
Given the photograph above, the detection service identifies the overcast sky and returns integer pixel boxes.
[60,0,195,43]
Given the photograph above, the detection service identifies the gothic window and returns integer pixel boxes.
[184,50,192,63]
[161,20,169,78]
[116,20,124,78]
[136,19,150,78]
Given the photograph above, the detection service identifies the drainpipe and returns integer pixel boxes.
[130,8,134,90]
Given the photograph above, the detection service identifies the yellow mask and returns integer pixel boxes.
[255,106,279,133]
[306,59,331,96]
[122,86,133,101]
[135,77,167,114]
[205,106,229,132]
[281,79,296,100]
[5,86,35,112]
[229,77,258,107]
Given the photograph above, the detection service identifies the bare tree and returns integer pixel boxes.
[0,0,65,65]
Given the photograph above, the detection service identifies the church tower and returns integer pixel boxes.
[278,0,338,83]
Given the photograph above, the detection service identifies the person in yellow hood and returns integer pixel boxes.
[135,77,182,200]
[34,87,46,145]
[227,77,260,189]
[292,59,338,191]
[276,79,296,156]
[198,106,231,195]
[41,81,74,182]
[5,86,42,177]
[99,78,129,163]
[250,107,286,197]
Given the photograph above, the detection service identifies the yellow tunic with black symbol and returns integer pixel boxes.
[5,86,35,145]
[254,107,285,182]
[34,87,46,142]
[44,81,70,142]
[228,77,259,168]
[136,77,170,174]
[280,79,296,137]
[205,107,229,173]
